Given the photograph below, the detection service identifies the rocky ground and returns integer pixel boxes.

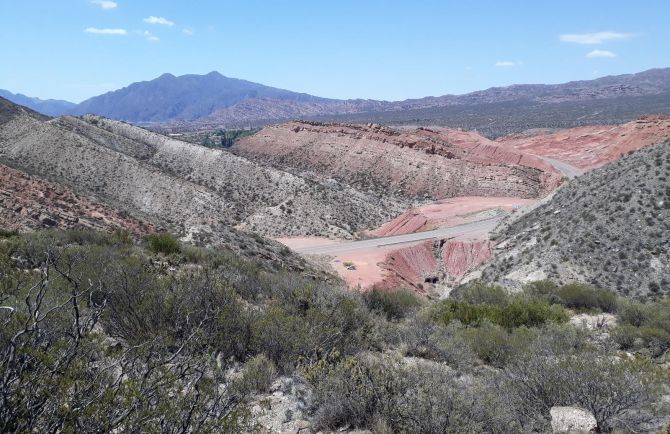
[0,162,156,236]
[482,139,670,298]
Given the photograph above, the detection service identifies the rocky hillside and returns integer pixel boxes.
[234,121,561,201]
[497,115,670,170]
[483,140,670,298]
[0,97,402,243]
[0,162,156,236]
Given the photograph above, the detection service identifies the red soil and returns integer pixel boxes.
[371,196,533,237]
[497,116,670,170]
[0,163,156,236]
[379,239,493,295]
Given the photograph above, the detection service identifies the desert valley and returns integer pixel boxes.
[2,2,670,431]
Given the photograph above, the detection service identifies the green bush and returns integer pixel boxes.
[462,322,537,367]
[363,288,422,320]
[525,281,617,312]
[556,283,617,312]
[0,228,18,238]
[618,300,670,331]
[145,232,181,255]
[612,325,670,357]
[502,353,663,432]
[432,299,568,329]
[453,283,508,305]
[233,354,277,396]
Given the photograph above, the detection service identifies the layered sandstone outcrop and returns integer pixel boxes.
[380,239,493,295]
[234,121,561,201]
[497,115,670,170]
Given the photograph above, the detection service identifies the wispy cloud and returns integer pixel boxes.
[495,60,522,67]
[85,27,127,35]
[559,31,631,45]
[586,49,616,58]
[144,16,174,26]
[143,30,160,42]
[91,0,117,10]
[182,27,194,36]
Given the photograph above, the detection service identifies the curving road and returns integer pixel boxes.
[295,216,504,255]
[542,157,583,179]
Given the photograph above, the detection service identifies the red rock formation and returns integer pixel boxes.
[380,241,438,295]
[441,240,492,279]
[234,121,561,200]
[497,116,670,170]
[372,211,428,237]
[0,163,156,236]
[378,238,493,294]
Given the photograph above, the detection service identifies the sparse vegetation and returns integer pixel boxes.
[145,232,181,254]
[484,140,670,297]
[1,231,668,432]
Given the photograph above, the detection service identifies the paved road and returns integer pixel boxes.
[542,157,583,179]
[295,216,504,255]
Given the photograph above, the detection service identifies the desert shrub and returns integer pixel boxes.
[612,325,670,357]
[432,299,568,329]
[422,323,478,369]
[462,322,538,367]
[0,229,18,238]
[363,287,422,320]
[501,353,664,432]
[526,281,617,312]
[233,354,277,396]
[453,282,509,305]
[251,284,373,372]
[308,353,493,433]
[555,283,617,312]
[618,300,670,331]
[0,234,252,433]
[145,232,181,255]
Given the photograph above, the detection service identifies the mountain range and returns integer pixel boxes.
[0,89,76,117]
[2,68,670,136]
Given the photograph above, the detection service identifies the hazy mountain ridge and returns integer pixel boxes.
[3,68,670,133]
[0,89,76,117]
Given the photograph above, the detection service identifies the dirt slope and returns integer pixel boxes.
[483,139,670,298]
[497,115,670,170]
[0,162,155,236]
[233,121,561,201]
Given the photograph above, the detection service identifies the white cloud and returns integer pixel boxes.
[85,27,127,35]
[144,16,174,26]
[559,31,631,45]
[91,0,117,9]
[182,27,194,36]
[143,30,160,42]
[586,49,616,58]
[495,60,522,67]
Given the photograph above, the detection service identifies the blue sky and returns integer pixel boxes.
[1,0,668,103]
